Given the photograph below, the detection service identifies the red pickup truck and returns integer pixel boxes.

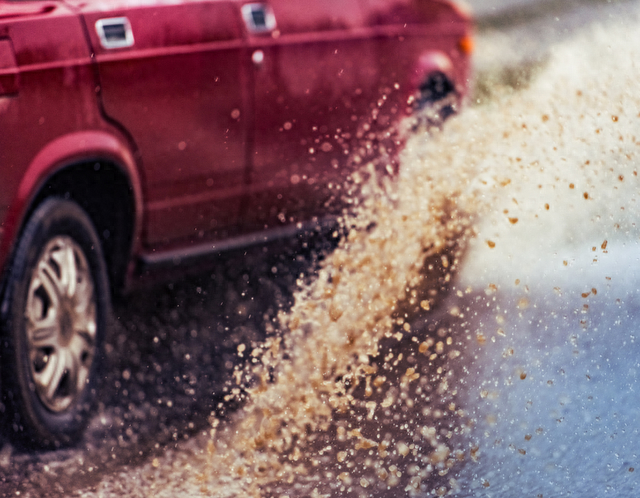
[0,0,472,447]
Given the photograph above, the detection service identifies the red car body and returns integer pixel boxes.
[0,0,472,447]
[0,0,471,286]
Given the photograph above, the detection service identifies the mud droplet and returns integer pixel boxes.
[429,444,450,464]
[487,240,496,248]
[373,375,386,387]
[321,142,333,152]
[397,442,410,457]
[329,303,344,321]
[470,446,480,462]
[338,472,352,485]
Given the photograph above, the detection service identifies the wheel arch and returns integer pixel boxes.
[1,131,143,295]
[411,50,456,95]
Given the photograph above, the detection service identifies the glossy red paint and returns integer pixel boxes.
[0,1,101,269]
[0,0,472,289]
[0,38,18,96]
[2,130,144,267]
[79,0,250,246]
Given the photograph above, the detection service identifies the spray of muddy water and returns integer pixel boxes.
[194,14,640,498]
[199,118,475,495]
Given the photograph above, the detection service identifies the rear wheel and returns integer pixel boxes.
[2,198,109,448]
[413,72,457,128]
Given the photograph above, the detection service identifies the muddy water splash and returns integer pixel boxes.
[461,26,640,286]
[201,125,476,495]
[73,8,640,497]
[198,14,640,497]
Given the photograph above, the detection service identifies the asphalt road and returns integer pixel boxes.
[0,238,317,496]
[454,245,640,497]
[447,1,640,495]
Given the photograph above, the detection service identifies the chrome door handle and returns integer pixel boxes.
[241,3,276,34]
[95,17,135,49]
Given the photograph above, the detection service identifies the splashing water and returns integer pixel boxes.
[199,12,640,496]
[201,107,476,496]
[80,4,640,496]
[460,26,640,288]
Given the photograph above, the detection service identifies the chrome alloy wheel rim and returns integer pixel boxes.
[25,236,97,413]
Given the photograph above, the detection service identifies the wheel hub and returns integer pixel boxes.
[25,236,97,413]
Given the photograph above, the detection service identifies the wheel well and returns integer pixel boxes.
[30,160,135,293]
[418,71,455,105]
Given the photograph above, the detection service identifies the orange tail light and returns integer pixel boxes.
[458,35,474,55]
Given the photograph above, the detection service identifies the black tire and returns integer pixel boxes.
[412,72,457,129]
[1,198,109,449]
[418,72,454,104]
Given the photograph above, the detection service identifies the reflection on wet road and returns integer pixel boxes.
[456,241,640,496]
[450,2,640,492]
